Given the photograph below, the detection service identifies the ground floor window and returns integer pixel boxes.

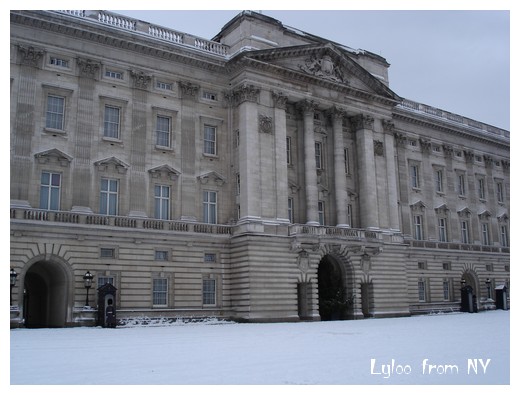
[203,278,216,305]
[153,278,168,306]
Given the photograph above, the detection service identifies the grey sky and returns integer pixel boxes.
[113,9,510,131]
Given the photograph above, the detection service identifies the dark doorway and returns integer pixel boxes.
[318,255,347,321]
[23,261,69,328]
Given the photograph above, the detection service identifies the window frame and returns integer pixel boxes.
[315,141,323,170]
[203,124,217,156]
[152,278,168,307]
[461,220,470,244]
[203,190,217,224]
[409,163,420,189]
[39,171,61,211]
[413,215,424,240]
[202,278,216,306]
[100,178,119,216]
[418,279,427,302]
[154,184,171,220]
[155,115,172,148]
[438,217,447,242]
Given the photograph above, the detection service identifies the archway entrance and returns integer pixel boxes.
[318,255,348,321]
[23,261,70,328]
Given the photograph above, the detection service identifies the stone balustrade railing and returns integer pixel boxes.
[410,239,509,254]
[56,10,228,57]
[398,99,509,140]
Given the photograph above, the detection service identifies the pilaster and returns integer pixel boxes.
[382,120,400,231]
[272,92,290,222]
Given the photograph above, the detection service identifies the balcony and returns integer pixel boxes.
[409,239,509,254]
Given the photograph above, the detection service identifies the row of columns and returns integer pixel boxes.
[231,85,399,230]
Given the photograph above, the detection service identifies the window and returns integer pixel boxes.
[443,280,451,301]
[418,280,426,302]
[442,262,452,271]
[203,191,217,224]
[156,81,172,90]
[153,278,168,306]
[418,262,426,270]
[315,142,323,169]
[39,171,61,210]
[500,226,509,247]
[45,95,65,130]
[202,278,216,305]
[481,223,490,245]
[496,182,504,203]
[286,137,292,165]
[410,164,420,188]
[458,173,466,196]
[344,148,351,175]
[435,169,444,193]
[318,201,325,225]
[155,250,168,261]
[100,248,115,258]
[100,178,118,215]
[105,69,123,79]
[204,253,217,263]
[461,220,469,244]
[97,276,114,288]
[486,264,494,272]
[477,178,486,200]
[236,173,240,196]
[156,116,171,147]
[203,125,216,155]
[202,91,217,101]
[347,204,352,227]
[438,217,447,242]
[154,185,170,220]
[50,57,69,67]
[104,105,120,139]
[413,215,424,240]
[288,198,294,223]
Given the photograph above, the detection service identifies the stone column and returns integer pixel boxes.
[442,144,459,241]
[178,81,199,221]
[394,132,411,236]
[232,84,261,221]
[382,120,400,231]
[71,58,100,212]
[272,92,290,222]
[329,106,349,227]
[298,100,319,225]
[419,138,435,238]
[464,150,480,242]
[128,70,152,217]
[351,114,379,229]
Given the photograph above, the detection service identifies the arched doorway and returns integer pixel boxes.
[460,270,479,313]
[318,255,350,321]
[23,260,70,328]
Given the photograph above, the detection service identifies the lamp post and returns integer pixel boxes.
[10,268,18,306]
[83,271,94,307]
[486,278,491,299]
[460,279,466,289]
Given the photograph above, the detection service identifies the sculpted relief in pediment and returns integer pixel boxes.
[298,54,346,84]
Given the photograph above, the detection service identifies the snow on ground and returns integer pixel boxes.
[10,310,510,386]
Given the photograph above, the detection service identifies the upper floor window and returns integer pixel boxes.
[496,181,504,203]
[315,142,323,169]
[156,81,172,91]
[100,178,118,216]
[288,198,294,223]
[457,173,466,196]
[438,217,447,242]
[435,169,444,193]
[104,105,121,139]
[203,125,217,155]
[202,91,217,101]
[481,222,490,246]
[318,201,325,226]
[156,115,171,147]
[477,178,486,200]
[45,95,65,130]
[105,69,123,80]
[413,215,424,240]
[410,164,420,189]
[286,137,292,165]
[155,250,169,261]
[500,225,509,247]
[49,57,69,68]
[344,147,351,175]
[203,190,217,224]
[39,171,61,210]
[460,220,470,244]
[154,185,170,220]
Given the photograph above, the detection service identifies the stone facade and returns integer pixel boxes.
[10,10,509,327]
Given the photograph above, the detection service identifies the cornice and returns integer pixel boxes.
[10,11,228,75]
[392,108,509,150]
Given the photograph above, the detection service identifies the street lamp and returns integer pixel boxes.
[460,279,466,289]
[485,278,491,299]
[83,271,94,307]
[10,268,18,306]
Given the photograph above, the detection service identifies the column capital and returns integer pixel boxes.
[327,105,347,121]
[442,144,454,158]
[227,84,260,107]
[394,132,407,147]
[272,91,288,110]
[178,80,200,99]
[349,113,374,131]
[17,45,44,67]
[382,119,395,133]
[77,58,100,79]
[419,138,431,154]
[297,99,318,115]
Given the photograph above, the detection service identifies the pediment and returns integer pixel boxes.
[457,207,472,218]
[434,204,450,214]
[410,200,427,212]
[34,148,72,166]
[94,157,129,173]
[148,164,181,180]
[198,171,226,186]
[478,210,492,219]
[236,43,400,101]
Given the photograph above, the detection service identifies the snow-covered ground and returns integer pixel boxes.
[10,310,510,386]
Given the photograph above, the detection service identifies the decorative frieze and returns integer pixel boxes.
[17,45,44,67]
[77,58,100,78]
[130,70,152,90]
